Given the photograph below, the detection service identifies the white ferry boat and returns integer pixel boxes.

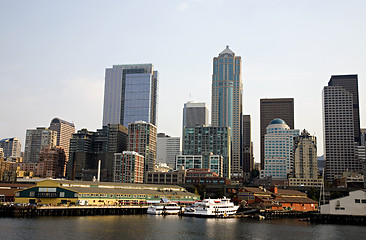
[184,197,239,217]
[147,199,182,215]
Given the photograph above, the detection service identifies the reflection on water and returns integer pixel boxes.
[0,215,365,240]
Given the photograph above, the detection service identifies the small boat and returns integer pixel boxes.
[147,198,182,215]
[184,197,239,217]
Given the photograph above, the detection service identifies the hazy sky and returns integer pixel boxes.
[1,0,365,162]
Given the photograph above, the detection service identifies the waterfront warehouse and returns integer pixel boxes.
[14,180,199,205]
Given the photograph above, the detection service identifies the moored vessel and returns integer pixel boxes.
[147,199,182,215]
[184,197,239,217]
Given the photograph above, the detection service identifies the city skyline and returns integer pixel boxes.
[1,1,366,163]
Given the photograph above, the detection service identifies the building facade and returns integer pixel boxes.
[211,46,242,178]
[293,130,318,179]
[263,119,299,180]
[183,101,209,129]
[242,115,254,175]
[176,154,223,177]
[102,64,158,127]
[0,138,22,158]
[323,75,362,182]
[49,117,75,170]
[128,121,157,173]
[38,145,67,179]
[260,98,294,170]
[183,126,231,178]
[67,124,128,182]
[24,128,57,163]
[156,133,181,169]
[328,75,361,144]
[114,151,144,183]
[15,180,199,205]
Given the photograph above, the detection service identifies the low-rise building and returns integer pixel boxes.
[288,177,323,187]
[237,186,318,211]
[320,190,366,216]
[145,167,186,185]
[185,168,230,185]
[14,179,199,205]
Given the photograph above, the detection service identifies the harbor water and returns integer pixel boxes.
[0,215,365,240]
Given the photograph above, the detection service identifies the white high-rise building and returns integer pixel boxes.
[102,64,158,128]
[156,133,180,169]
[263,119,299,180]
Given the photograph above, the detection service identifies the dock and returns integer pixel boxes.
[310,213,366,225]
[0,205,147,217]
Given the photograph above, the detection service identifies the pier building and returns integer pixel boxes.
[14,179,199,205]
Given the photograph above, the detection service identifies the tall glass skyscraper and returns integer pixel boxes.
[102,64,158,127]
[211,46,242,178]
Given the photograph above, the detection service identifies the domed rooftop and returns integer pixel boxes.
[269,118,286,125]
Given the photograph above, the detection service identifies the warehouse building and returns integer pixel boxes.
[14,179,199,205]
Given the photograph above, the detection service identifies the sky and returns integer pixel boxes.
[1,0,366,163]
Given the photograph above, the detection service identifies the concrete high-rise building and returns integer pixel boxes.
[242,115,254,175]
[156,133,181,169]
[293,130,318,179]
[211,46,242,178]
[360,129,366,147]
[183,126,231,178]
[263,119,299,180]
[183,101,209,129]
[67,124,128,181]
[323,76,362,182]
[128,121,157,173]
[49,117,75,169]
[114,151,144,183]
[102,64,158,128]
[24,128,57,163]
[0,137,22,158]
[260,98,294,170]
[328,75,361,144]
[38,145,67,179]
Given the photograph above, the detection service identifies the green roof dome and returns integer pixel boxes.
[270,118,286,125]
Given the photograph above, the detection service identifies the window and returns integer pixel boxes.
[355,199,360,203]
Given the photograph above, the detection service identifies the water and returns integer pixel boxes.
[0,215,365,240]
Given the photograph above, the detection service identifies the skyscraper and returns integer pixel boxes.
[242,115,254,175]
[263,119,299,180]
[67,124,128,181]
[183,126,231,178]
[24,127,57,163]
[323,75,362,182]
[156,133,181,169]
[128,121,157,173]
[328,75,361,144]
[49,117,75,170]
[183,101,209,129]
[0,138,21,158]
[102,64,158,127]
[293,130,318,179]
[211,46,242,178]
[260,98,294,170]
